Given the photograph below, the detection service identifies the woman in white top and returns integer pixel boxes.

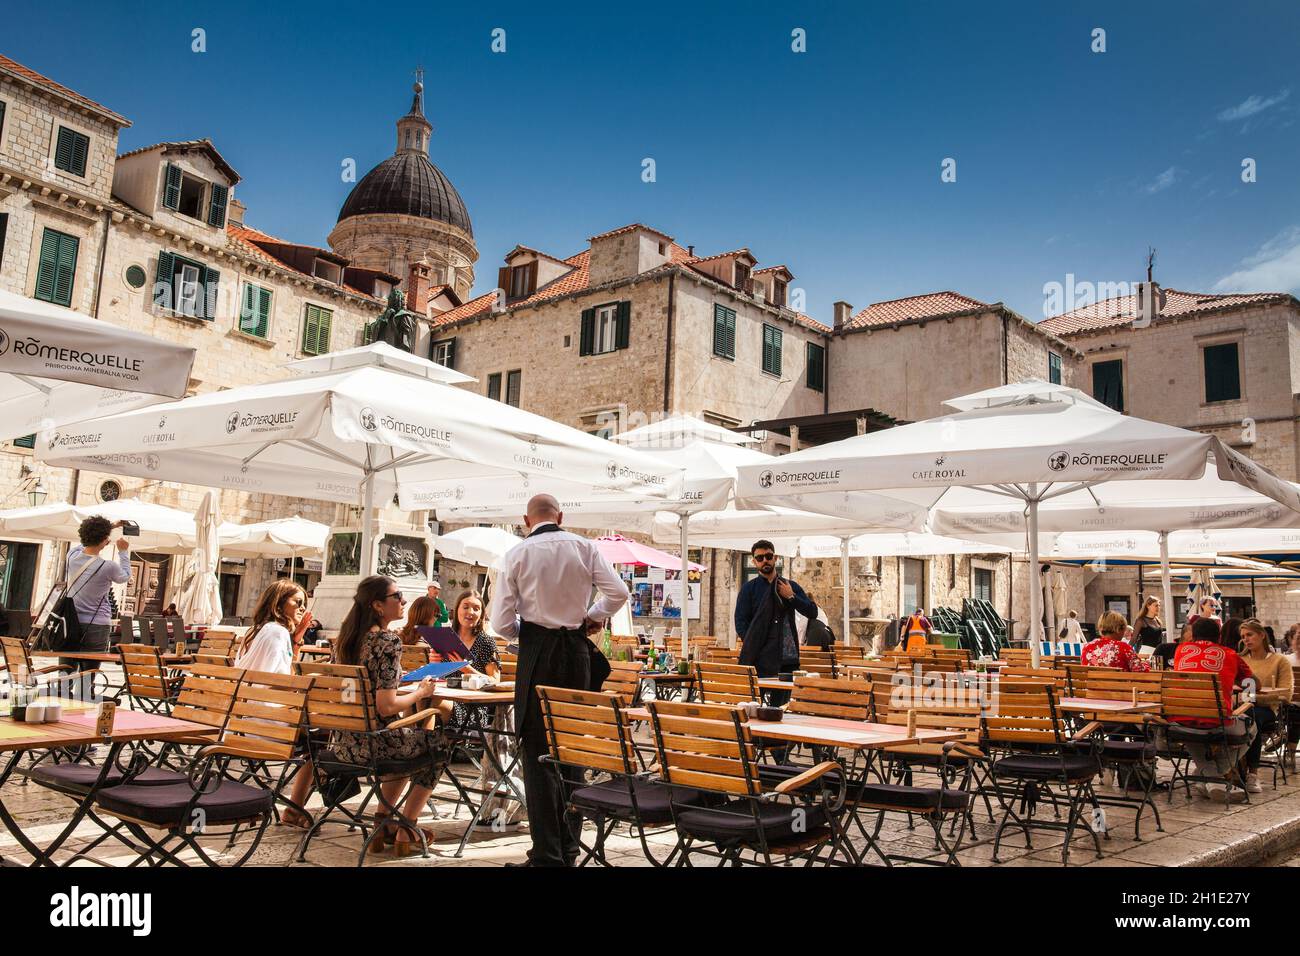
[234,578,315,828]
[234,579,311,673]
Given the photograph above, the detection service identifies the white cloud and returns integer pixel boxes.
[1214,226,1300,293]
[1143,167,1180,194]
[1217,89,1290,122]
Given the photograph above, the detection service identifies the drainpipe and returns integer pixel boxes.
[1001,310,1009,384]
[662,271,676,412]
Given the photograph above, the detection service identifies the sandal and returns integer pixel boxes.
[279,808,313,830]
[387,822,438,856]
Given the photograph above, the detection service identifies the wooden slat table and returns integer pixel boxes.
[0,704,218,866]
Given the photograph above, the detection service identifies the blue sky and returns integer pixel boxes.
[7,0,1298,322]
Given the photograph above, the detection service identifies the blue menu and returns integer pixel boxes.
[400,661,471,683]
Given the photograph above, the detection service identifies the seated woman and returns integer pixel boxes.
[430,590,500,728]
[161,603,180,618]
[1153,621,1193,669]
[1238,618,1293,794]
[398,595,441,645]
[1080,611,1150,672]
[233,579,317,828]
[332,575,445,854]
[1169,616,1256,802]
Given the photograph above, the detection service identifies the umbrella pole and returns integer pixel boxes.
[680,516,689,659]
[1158,531,1174,638]
[360,473,376,578]
[840,537,851,650]
[1028,489,1042,667]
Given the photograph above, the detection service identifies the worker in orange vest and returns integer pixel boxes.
[903,607,932,652]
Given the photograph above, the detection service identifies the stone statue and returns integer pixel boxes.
[372,288,417,353]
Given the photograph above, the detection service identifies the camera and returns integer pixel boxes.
[119,520,140,537]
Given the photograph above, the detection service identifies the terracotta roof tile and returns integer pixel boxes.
[688,248,754,265]
[226,223,379,300]
[1038,288,1295,336]
[0,54,129,126]
[843,291,989,330]
[754,264,792,276]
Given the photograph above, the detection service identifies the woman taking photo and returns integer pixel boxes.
[333,575,446,855]
[1238,618,1293,794]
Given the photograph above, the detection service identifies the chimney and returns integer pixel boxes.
[833,301,853,331]
[407,260,434,316]
[227,197,246,227]
[687,245,694,257]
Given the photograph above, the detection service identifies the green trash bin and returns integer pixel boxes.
[930,632,962,649]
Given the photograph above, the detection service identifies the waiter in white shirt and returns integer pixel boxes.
[491,493,628,867]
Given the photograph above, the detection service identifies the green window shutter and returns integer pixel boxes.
[200,265,220,320]
[256,286,271,338]
[303,305,333,355]
[54,128,83,174]
[163,163,182,210]
[762,324,782,376]
[806,342,825,391]
[35,229,78,307]
[13,434,36,449]
[1203,343,1241,403]
[0,213,7,267]
[154,250,176,310]
[713,304,736,359]
[614,301,631,350]
[579,308,595,356]
[0,101,6,139]
[1092,360,1124,412]
[207,183,229,228]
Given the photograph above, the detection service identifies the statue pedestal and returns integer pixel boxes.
[310,522,433,635]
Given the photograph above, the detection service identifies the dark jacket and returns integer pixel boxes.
[736,576,817,677]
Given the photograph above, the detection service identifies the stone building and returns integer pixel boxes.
[327,79,477,302]
[0,54,394,622]
[1038,286,1300,632]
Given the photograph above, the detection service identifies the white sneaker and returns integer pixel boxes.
[1225,787,1248,804]
[1205,783,1228,803]
[1245,773,1262,794]
[1194,783,1212,799]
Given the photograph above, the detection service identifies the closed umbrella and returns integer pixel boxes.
[176,490,223,626]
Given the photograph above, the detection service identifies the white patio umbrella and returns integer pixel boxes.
[175,490,223,626]
[736,380,1300,663]
[432,432,927,656]
[0,288,196,440]
[430,526,522,571]
[611,413,758,448]
[218,515,329,559]
[0,497,199,553]
[37,345,684,575]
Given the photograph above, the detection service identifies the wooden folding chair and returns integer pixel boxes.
[194,633,237,666]
[538,686,688,866]
[601,659,645,707]
[692,661,759,705]
[646,699,846,866]
[797,649,836,678]
[89,669,313,867]
[1155,670,1252,806]
[118,643,185,715]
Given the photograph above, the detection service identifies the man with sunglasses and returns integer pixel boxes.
[735,539,817,678]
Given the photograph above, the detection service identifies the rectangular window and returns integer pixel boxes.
[1048,351,1062,385]
[579,301,630,356]
[973,567,993,603]
[507,262,536,300]
[53,126,89,177]
[1203,342,1241,403]
[239,283,272,338]
[506,369,521,407]
[301,304,333,355]
[902,558,925,613]
[155,251,219,319]
[734,261,751,292]
[12,434,36,449]
[712,304,736,360]
[772,278,787,309]
[595,304,618,354]
[806,341,825,392]
[486,372,502,401]
[34,228,79,307]
[177,172,207,220]
[762,324,783,376]
[1092,359,1124,412]
[431,338,456,368]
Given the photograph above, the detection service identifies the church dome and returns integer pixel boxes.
[335,79,473,236]
[337,151,472,235]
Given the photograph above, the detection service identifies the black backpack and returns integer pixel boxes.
[38,555,108,653]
